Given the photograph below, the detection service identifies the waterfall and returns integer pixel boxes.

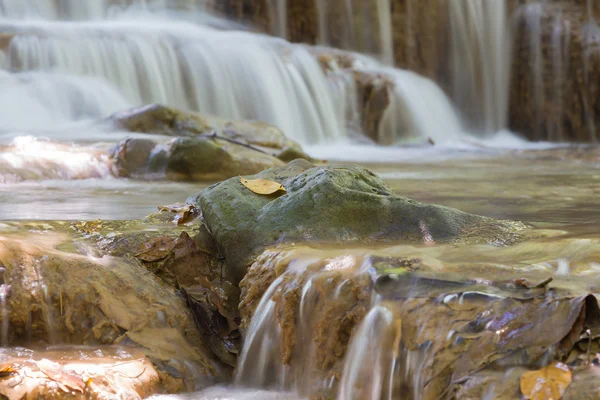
[2,20,349,144]
[337,305,397,400]
[374,67,464,144]
[0,70,130,131]
[448,0,511,134]
[0,0,204,20]
[236,250,376,395]
[1,14,468,145]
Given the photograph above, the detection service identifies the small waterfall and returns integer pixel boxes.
[448,0,511,134]
[268,0,287,40]
[236,251,375,396]
[311,0,394,65]
[374,67,464,144]
[0,283,9,346]
[337,304,397,400]
[0,137,113,182]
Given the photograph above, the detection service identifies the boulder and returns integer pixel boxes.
[194,160,528,283]
[108,105,311,181]
[0,231,228,393]
[109,104,309,159]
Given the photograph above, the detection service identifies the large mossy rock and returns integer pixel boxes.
[194,160,528,283]
[108,105,311,181]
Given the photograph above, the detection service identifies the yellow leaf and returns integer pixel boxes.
[520,361,572,400]
[0,363,15,377]
[240,177,286,195]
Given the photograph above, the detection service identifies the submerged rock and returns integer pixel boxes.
[108,105,311,181]
[194,159,528,283]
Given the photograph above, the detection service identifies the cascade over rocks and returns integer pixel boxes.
[212,0,600,141]
[108,105,311,181]
[236,243,600,399]
[194,159,529,284]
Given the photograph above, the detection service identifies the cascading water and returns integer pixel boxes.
[447,0,511,134]
[0,70,130,131]
[2,20,351,145]
[0,0,205,20]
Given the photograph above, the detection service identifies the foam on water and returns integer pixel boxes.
[0,136,113,182]
[0,70,130,131]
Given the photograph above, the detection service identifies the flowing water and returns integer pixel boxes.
[0,0,599,399]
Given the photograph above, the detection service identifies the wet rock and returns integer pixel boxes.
[194,159,529,283]
[0,347,160,400]
[109,104,309,160]
[0,234,228,391]
[109,105,311,180]
[94,219,242,367]
[353,70,395,144]
[237,245,600,399]
[509,1,600,142]
[110,135,284,181]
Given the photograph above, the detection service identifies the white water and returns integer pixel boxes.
[236,254,375,395]
[0,70,130,131]
[1,14,469,147]
[0,0,205,20]
[448,0,511,133]
[2,19,351,145]
[337,304,396,400]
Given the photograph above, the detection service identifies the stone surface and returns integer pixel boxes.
[108,105,311,181]
[509,1,600,142]
[0,229,228,390]
[0,348,160,400]
[195,160,528,283]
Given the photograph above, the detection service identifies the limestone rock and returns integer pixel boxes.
[108,105,311,181]
[0,233,227,388]
[194,160,528,283]
[509,1,600,142]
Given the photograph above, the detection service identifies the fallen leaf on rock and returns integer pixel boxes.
[135,236,178,262]
[158,203,199,225]
[37,359,86,393]
[0,364,15,378]
[240,177,286,195]
[520,361,572,400]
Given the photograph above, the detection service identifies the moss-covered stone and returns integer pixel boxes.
[194,160,529,283]
[109,105,312,180]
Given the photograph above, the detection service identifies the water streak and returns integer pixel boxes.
[448,0,511,133]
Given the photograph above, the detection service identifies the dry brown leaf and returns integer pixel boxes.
[0,364,15,378]
[520,361,572,400]
[135,236,178,262]
[37,359,86,393]
[158,203,198,225]
[240,177,286,195]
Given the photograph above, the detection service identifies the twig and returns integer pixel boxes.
[206,131,270,155]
